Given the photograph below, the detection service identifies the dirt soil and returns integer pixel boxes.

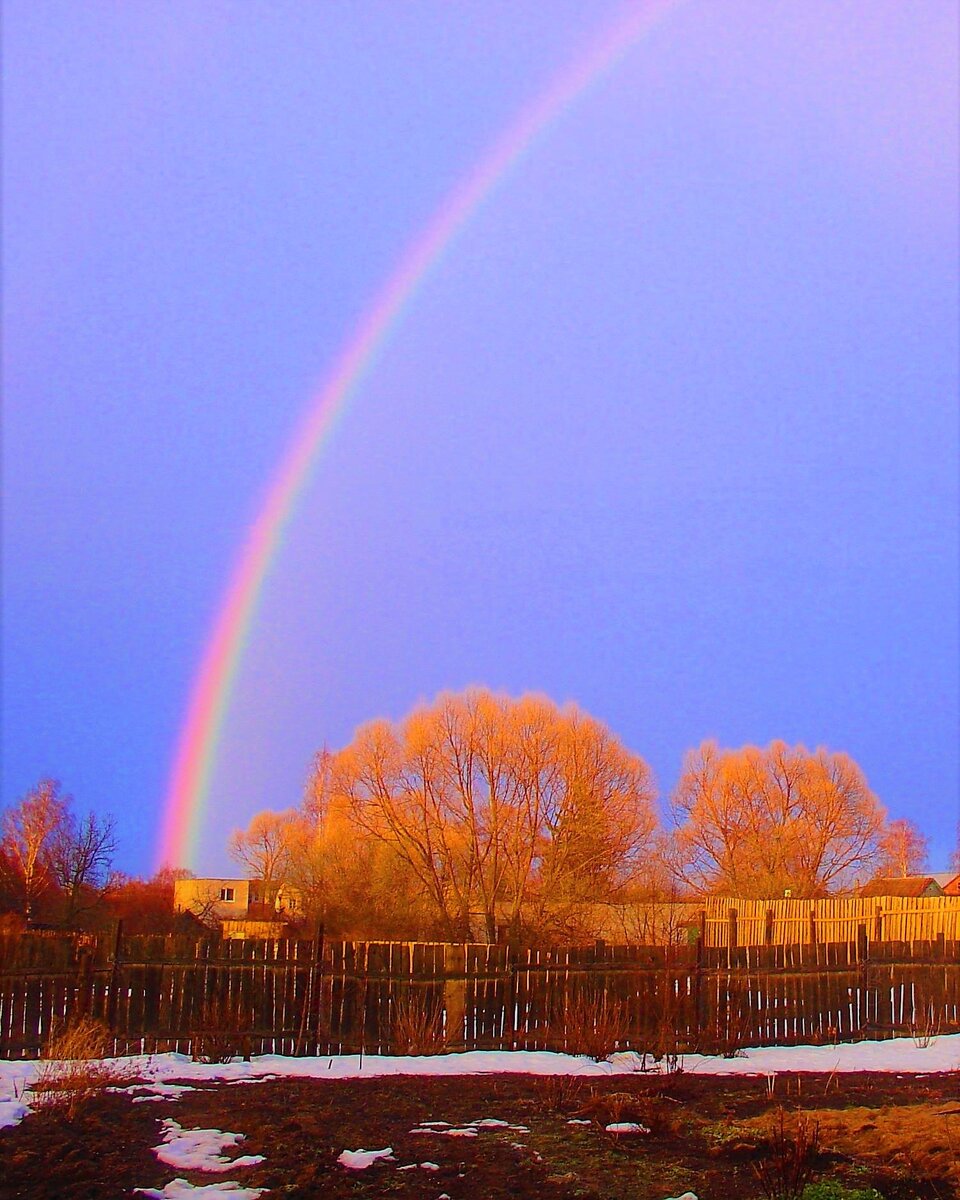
[1,1069,958,1200]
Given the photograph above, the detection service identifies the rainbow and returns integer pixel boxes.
[156,0,681,870]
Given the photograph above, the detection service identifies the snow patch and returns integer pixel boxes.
[113,1083,196,1102]
[0,1100,30,1129]
[154,1120,264,1173]
[135,1181,265,1199]
[2,1032,959,1136]
[605,1121,650,1135]
[337,1146,395,1169]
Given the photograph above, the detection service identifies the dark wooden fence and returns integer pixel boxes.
[2,931,958,1060]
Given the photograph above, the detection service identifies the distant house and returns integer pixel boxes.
[173,877,303,936]
[859,876,944,899]
[930,871,960,896]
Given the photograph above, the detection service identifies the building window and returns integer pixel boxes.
[219,887,235,902]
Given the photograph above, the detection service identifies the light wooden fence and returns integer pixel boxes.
[1,930,958,1060]
[596,896,960,947]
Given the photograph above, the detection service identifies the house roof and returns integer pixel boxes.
[859,876,942,898]
[930,872,960,888]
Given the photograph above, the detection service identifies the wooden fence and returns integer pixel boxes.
[596,895,960,947]
[1,930,958,1060]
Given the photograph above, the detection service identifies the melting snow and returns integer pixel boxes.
[605,1121,650,1134]
[112,1083,197,1103]
[135,1181,264,1199]
[337,1146,395,1169]
[153,1120,264,1173]
[3,1034,960,1134]
[0,1099,29,1129]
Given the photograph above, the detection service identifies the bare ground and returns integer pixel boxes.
[1,1068,958,1199]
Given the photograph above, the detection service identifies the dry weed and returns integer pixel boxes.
[535,1075,584,1114]
[32,1016,132,1118]
[574,1088,671,1135]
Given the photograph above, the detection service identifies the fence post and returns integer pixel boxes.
[809,906,817,946]
[75,947,93,1021]
[106,919,124,1035]
[694,925,704,1039]
[444,944,466,1050]
[874,905,883,944]
[764,909,774,947]
[856,922,868,964]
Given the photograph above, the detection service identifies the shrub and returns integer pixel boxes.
[32,1015,132,1118]
[560,993,631,1061]
[754,1107,821,1200]
[535,1075,584,1114]
[390,992,451,1055]
[190,993,251,1064]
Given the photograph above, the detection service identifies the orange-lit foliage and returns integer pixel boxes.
[322,689,658,940]
[106,867,195,934]
[228,809,299,884]
[671,740,886,897]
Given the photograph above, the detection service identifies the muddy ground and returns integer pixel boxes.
[1,1069,958,1199]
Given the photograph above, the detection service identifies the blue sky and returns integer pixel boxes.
[3,0,957,876]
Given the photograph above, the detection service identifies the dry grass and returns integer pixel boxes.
[32,1015,133,1118]
[803,1103,960,1193]
[573,1087,674,1136]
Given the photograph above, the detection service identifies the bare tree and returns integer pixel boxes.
[875,817,929,878]
[1,779,69,919]
[671,740,886,897]
[49,810,118,925]
[229,809,298,887]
